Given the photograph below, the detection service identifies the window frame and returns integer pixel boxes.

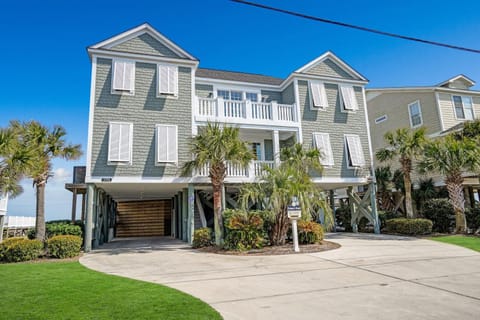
[408,100,423,128]
[157,63,178,98]
[107,121,133,165]
[452,95,474,120]
[155,124,178,164]
[111,59,136,95]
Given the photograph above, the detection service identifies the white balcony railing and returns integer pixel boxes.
[196,97,297,124]
[196,160,275,178]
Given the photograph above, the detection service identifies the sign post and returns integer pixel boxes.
[287,197,301,253]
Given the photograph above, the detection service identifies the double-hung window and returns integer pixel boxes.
[312,133,334,166]
[452,95,474,120]
[408,101,423,127]
[158,64,178,96]
[246,92,258,102]
[156,124,178,164]
[112,59,135,93]
[344,134,365,167]
[309,81,329,109]
[108,122,133,163]
[339,84,359,111]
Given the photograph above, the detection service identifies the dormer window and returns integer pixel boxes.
[112,59,135,94]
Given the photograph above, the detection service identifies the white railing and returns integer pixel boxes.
[195,161,275,178]
[197,97,297,124]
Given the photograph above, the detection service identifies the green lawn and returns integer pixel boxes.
[0,261,222,320]
[430,235,480,252]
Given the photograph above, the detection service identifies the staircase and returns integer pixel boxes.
[116,200,171,237]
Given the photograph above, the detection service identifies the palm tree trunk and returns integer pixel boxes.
[271,207,289,245]
[212,182,224,246]
[446,178,467,233]
[35,182,46,241]
[404,172,414,219]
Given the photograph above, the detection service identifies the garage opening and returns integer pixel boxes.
[115,200,171,237]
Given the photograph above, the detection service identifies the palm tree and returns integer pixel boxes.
[240,143,332,245]
[182,122,253,245]
[376,127,427,218]
[419,135,480,233]
[19,121,82,240]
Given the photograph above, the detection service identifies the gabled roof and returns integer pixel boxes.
[437,74,475,88]
[294,51,368,82]
[196,68,284,86]
[88,23,197,61]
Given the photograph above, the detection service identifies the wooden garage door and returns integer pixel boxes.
[116,200,171,237]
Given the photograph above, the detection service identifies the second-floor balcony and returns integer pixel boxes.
[196,160,275,179]
[195,97,298,126]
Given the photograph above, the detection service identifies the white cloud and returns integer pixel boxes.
[50,168,72,184]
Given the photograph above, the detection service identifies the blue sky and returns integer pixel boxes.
[2,0,480,220]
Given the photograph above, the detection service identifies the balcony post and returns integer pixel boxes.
[248,161,255,178]
[271,101,278,121]
[217,97,224,120]
[245,100,252,120]
[273,130,281,167]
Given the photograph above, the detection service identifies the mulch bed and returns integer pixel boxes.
[196,240,340,256]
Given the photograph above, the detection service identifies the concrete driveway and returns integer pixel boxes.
[80,234,480,320]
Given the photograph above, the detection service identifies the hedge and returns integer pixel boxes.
[47,235,82,259]
[386,218,433,235]
[0,238,43,263]
[28,222,83,240]
[224,210,266,251]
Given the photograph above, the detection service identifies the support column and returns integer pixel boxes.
[187,184,195,244]
[81,193,86,221]
[329,190,336,232]
[84,184,95,252]
[182,190,188,241]
[0,215,5,242]
[370,182,380,234]
[71,188,77,223]
[273,130,280,167]
[347,186,358,233]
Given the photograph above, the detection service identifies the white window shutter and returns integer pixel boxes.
[108,123,132,162]
[310,82,328,108]
[118,124,131,161]
[113,60,125,91]
[157,125,177,163]
[345,134,365,167]
[168,66,178,95]
[313,133,334,166]
[123,61,135,91]
[340,85,358,111]
[159,65,169,94]
[158,64,178,95]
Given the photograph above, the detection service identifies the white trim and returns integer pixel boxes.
[293,78,303,143]
[86,56,97,179]
[362,88,375,178]
[294,51,368,81]
[107,121,133,164]
[196,77,281,90]
[90,23,197,61]
[311,177,369,184]
[155,124,178,164]
[407,100,423,128]
[88,49,199,67]
[290,73,368,86]
[434,92,445,132]
[367,87,480,96]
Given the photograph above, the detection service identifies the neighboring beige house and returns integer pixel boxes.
[366,75,480,204]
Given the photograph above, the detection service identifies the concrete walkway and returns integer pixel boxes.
[80,234,480,320]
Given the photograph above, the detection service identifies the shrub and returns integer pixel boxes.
[0,239,43,263]
[386,218,433,235]
[335,205,352,232]
[28,222,83,240]
[465,207,480,232]
[47,235,82,259]
[297,221,324,244]
[378,211,402,230]
[421,199,455,233]
[224,209,266,251]
[192,228,213,248]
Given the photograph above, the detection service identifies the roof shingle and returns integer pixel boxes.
[196,68,284,86]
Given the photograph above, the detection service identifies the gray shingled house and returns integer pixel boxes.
[83,23,378,250]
